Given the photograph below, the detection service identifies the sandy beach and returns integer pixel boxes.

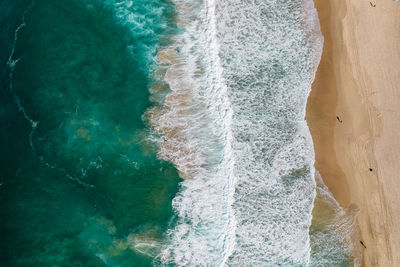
[307,0,400,265]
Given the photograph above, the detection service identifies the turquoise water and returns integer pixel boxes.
[0,0,180,265]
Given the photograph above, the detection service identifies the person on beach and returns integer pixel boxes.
[360,241,367,248]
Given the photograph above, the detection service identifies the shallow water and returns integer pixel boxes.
[309,173,359,266]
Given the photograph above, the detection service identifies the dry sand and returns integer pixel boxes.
[307,0,400,266]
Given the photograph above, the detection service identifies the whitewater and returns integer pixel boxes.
[147,0,324,265]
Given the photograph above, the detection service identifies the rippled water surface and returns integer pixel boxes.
[0,0,181,265]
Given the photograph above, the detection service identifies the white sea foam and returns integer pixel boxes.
[148,0,237,265]
[149,0,325,265]
[213,0,323,265]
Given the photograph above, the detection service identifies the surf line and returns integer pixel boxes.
[204,0,238,263]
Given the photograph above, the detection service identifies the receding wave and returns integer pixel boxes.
[309,172,360,266]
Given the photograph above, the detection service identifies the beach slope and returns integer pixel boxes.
[307,0,400,265]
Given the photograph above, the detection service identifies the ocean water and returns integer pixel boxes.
[1,0,356,266]
[0,0,181,265]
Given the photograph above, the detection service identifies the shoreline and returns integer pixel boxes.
[307,0,400,265]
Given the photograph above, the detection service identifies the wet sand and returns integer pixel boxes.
[307,0,400,265]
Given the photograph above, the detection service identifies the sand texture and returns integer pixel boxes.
[307,0,400,266]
